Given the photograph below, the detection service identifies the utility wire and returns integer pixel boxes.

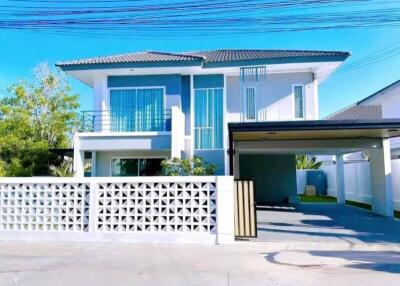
[0,0,399,38]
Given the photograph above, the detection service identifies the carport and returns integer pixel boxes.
[228,119,400,217]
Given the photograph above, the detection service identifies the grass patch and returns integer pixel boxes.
[299,195,337,203]
[300,195,400,218]
[345,200,372,210]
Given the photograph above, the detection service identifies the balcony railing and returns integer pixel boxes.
[80,109,172,132]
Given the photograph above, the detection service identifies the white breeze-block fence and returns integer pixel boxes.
[0,176,234,244]
[297,159,400,211]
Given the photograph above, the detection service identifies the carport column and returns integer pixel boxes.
[73,135,85,178]
[216,176,235,244]
[336,154,345,204]
[369,139,393,217]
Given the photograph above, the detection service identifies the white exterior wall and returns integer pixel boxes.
[81,70,321,177]
[315,159,400,211]
[226,72,316,122]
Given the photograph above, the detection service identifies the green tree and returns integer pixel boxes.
[296,155,323,170]
[0,63,79,176]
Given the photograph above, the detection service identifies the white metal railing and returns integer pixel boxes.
[0,176,234,244]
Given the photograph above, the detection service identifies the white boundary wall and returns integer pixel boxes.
[0,176,234,244]
[297,159,400,211]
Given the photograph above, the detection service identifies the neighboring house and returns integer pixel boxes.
[325,79,400,160]
[57,49,349,177]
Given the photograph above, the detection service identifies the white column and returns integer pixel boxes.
[189,74,195,158]
[216,176,235,244]
[88,180,98,233]
[369,139,393,217]
[171,106,184,159]
[93,75,109,132]
[336,154,345,204]
[91,151,97,177]
[73,135,85,178]
[313,78,319,119]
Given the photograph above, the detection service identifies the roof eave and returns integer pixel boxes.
[202,54,350,68]
[56,59,204,71]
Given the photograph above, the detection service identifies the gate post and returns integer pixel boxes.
[216,176,235,244]
[88,179,98,233]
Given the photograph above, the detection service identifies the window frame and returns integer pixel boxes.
[193,87,224,150]
[243,85,257,121]
[292,84,306,119]
[108,86,167,111]
[110,156,167,177]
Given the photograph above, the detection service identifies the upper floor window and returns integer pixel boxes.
[294,85,305,119]
[245,87,256,120]
[109,87,165,132]
[194,88,223,150]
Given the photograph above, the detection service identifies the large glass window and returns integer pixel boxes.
[110,88,164,132]
[194,88,223,149]
[294,85,304,119]
[111,158,163,176]
[245,87,256,120]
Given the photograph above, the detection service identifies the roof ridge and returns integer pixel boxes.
[185,48,350,54]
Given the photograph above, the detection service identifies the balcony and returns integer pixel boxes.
[80,109,172,133]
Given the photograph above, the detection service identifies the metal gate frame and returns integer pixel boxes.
[234,179,257,238]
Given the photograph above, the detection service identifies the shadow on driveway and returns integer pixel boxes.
[263,251,400,274]
[255,204,400,244]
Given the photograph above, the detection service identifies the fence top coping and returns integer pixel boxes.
[0,176,222,184]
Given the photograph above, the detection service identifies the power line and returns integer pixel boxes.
[0,0,399,38]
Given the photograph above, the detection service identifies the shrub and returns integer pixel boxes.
[161,156,217,176]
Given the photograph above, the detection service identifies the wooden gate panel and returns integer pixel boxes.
[234,180,257,238]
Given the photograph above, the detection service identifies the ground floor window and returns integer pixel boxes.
[111,158,163,176]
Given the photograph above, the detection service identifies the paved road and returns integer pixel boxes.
[0,242,399,286]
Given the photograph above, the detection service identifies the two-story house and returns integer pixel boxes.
[57,49,350,178]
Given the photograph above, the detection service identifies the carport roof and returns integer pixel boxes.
[228,119,400,141]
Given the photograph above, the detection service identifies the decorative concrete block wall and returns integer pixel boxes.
[0,182,90,232]
[0,177,233,244]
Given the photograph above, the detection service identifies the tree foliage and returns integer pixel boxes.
[0,63,79,176]
[161,157,217,176]
[296,155,322,170]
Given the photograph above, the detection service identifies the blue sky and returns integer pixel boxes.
[0,21,399,117]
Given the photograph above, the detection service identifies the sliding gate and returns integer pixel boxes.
[234,180,257,238]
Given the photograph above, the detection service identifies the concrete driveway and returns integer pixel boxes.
[0,242,399,286]
[255,203,400,245]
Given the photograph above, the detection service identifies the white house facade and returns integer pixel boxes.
[57,49,349,178]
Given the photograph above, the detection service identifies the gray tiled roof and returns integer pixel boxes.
[326,105,382,120]
[56,51,203,66]
[57,49,349,67]
[184,49,350,63]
